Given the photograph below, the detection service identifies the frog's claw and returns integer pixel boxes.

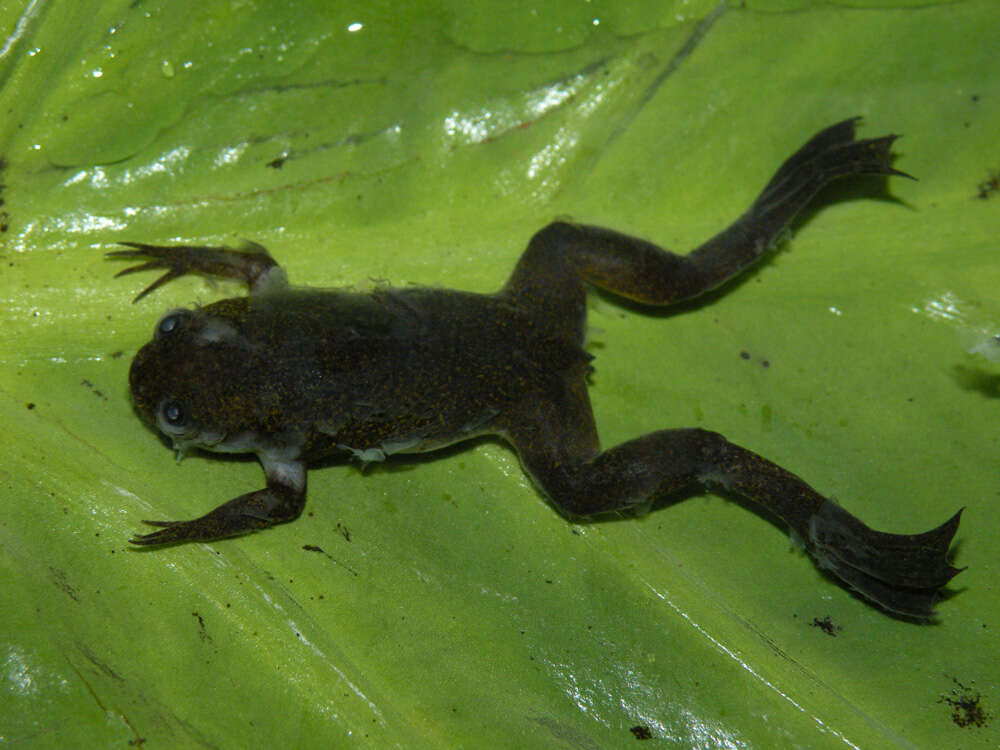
[107,241,285,302]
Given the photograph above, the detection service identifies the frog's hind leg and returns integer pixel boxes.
[503,405,962,617]
[503,119,909,314]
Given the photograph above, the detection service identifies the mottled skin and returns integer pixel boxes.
[111,120,962,617]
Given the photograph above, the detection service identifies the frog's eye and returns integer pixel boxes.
[155,310,191,339]
[161,400,188,428]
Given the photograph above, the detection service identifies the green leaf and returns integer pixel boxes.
[2,0,998,747]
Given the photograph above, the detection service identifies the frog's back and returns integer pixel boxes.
[220,285,590,456]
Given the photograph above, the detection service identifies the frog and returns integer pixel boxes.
[110,118,963,618]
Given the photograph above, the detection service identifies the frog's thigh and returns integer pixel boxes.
[499,377,598,478]
[501,223,590,337]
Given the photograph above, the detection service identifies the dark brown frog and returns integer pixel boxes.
[110,119,963,617]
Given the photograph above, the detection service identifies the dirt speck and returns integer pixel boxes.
[977,170,999,200]
[810,615,842,637]
[629,725,652,740]
[939,676,991,728]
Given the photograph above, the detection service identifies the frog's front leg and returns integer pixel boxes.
[107,241,287,302]
[504,409,962,617]
[130,457,306,546]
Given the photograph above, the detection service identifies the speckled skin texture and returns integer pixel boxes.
[111,120,962,617]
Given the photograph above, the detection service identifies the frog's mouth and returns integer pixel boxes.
[168,430,227,460]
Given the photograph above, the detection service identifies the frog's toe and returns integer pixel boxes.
[107,245,188,302]
[106,243,182,271]
[130,520,200,546]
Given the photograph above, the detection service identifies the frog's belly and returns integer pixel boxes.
[314,405,502,464]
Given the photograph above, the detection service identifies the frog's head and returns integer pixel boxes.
[129,304,263,455]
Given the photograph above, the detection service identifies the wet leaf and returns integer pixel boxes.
[2,1,998,747]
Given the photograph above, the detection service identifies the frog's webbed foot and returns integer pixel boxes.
[107,241,286,302]
[806,501,964,617]
[130,482,305,547]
